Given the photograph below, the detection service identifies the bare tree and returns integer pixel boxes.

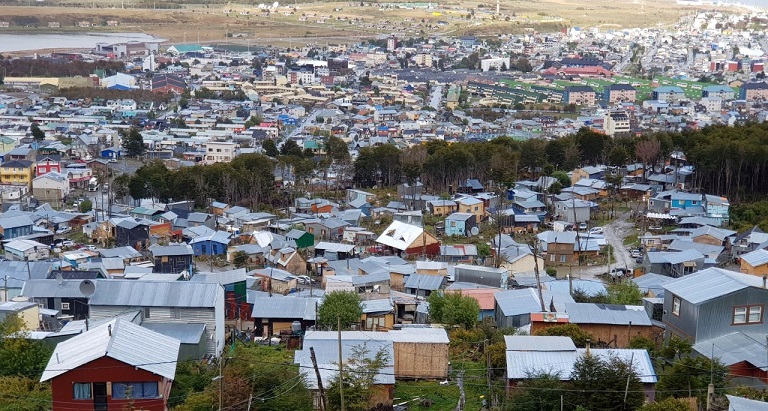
[635,139,661,181]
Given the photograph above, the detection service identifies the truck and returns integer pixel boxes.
[87,177,99,192]
[553,221,574,232]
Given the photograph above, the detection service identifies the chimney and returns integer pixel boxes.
[763,275,766,289]
[585,338,591,354]
[108,324,112,337]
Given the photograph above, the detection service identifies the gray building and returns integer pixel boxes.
[644,249,705,277]
[554,199,592,223]
[662,268,768,342]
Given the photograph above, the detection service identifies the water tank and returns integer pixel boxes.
[291,321,302,333]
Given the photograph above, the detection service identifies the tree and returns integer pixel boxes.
[317,291,362,330]
[78,199,93,213]
[120,127,146,158]
[325,135,350,162]
[280,139,304,157]
[0,315,52,379]
[232,251,249,269]
[29,123,45,143]
[535,324,594,348]
[0,376,51,411]
[426,291,480,329]
[655,356,728,403]
[326,343,391,411]
[605,279,643,305]
[505,372,564,411]
[262,139,279,157]
[568,353,645,411]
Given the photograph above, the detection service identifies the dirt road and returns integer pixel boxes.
[567,211,637,280]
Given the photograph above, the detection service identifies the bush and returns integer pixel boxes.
[545,267,557,277]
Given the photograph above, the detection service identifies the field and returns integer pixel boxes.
[0,0,729,50]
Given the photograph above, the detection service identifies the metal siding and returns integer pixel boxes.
[696,288,768,341]
[662,293,698,340]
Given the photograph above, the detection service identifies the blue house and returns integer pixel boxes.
[101,147,122,160]
[670,192,703,209]
[190,231,232,256]
[0,215,34,240]
[704,194,730,224]
[445,212,477,237]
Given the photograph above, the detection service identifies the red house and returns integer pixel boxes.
[36,155,62,176]
[151,74,187,94]
[41,318,180,411]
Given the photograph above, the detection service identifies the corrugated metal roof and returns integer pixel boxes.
[190,268,247,285]
[361,298,393,314]
[404,274,445,291]
[351,272,391,286]
[693,332,767,368]
[740,249,768,267]
[495,288,575,317]
[564,303,652,326]
[295,337,395,389]
[504,335,576,351]
[250,268,297,283]
[315,241,355,253]
[141,323,206,344]
[727,395,768,411]
[88,280,221,307]
[149,243,193,257]
[632,273,674,297]
[547,280,605,297]
[41,318,180,382]
[376,220,424,250]
[662,268,764,304]
[389,327,449,343]
[250,296,321,320]
[22,279,90,298]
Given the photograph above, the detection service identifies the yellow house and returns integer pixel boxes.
[428,199,458,217]
[0,160,35,188]
[739,249,768,277]
[0,299,40,331]
[456,196,485,222]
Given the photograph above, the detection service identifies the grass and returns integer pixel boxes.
[395,381,464,410]
[623,233,640,248]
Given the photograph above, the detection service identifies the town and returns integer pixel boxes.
[3,3,768,411]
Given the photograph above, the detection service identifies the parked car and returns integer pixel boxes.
[630,249,642,258]
[61,240,74,247]
[609,268,628,278]
[589,226,604,235]
[55,227,72,235]
[297,275,311,285]
[578,222,588,231]
[84,245,97,251]
[635,256,644,264]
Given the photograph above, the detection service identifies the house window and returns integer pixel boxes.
[144,307,151,319]
[559,255,566,263]
[672,296,681,316]
[112,382,159,399]
[73,383,91,399]
[172,307,181,319]
[61,302,70,310]
[733,305,763,324]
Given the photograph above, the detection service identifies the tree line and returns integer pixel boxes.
[0,58,124,77]
[351,124,768,201]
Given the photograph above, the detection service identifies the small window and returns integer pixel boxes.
[672,297,681,316]
[112,382,159,399]
[61,302,70,310]
[144,307,151,319]
[73,383,91,399]
[749,306,762,323]
[172,307,181,319]
[733,307,747,324]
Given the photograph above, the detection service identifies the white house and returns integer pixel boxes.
[4,239,50,261]
[32,171,70,205]
[203,141,238,164]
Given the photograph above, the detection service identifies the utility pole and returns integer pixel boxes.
[485,339,492,407]
[527,237,546,312]
[310,347,327,411]
[622,352,634,409]
[707,343,714,411]
[337,316,346,411]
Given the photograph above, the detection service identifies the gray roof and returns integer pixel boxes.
[250,296,322,320]
[694,332,767,370]
[646,249,705,265]
[351,272,391,286]
[404,273,445,291]
[504,335,576,351]
[662,268,765,304]
[141,323,206,344]
[0,214,34,229]
[315,241,355,253]
[667,239,723,258]
[564,303,652,326]
[150,243,193,257]
[495,288,575,317]
[727,395,768,411]
[22,279,89,298]
[361,298,394,314]
[98,246,143,260]
[187,212,211,223]
[88,280,221,307]
[190,268,247,285]
[250,268,297,282]
[741,249,768,267]
[632,273,674,297]
[41,318,180,382]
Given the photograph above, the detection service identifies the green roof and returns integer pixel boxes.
[171,44,203,53]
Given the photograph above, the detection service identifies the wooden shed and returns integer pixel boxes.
[389,326,450,379]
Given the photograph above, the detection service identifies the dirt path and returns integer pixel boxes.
[567,211,636,280]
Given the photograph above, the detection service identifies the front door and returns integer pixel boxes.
[93,382,107,411]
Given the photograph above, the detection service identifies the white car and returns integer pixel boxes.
[62,240,75,247]
[589,227,604,235]
[84,245,97,251]
[297,275,312,285]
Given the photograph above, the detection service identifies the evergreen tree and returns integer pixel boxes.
[120,127,146,158]
[30,123,45,143]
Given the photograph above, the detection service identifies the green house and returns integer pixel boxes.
[286,229,314,249]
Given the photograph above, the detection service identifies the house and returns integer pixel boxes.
[285,229,314,249]
[644,250,705,277]
[346,188,375,205]
[0,214,34,240]
[150,243,193,274]
[740,81,768,101]
[0,300,40,330]
[21,279,90,321]
[727,395,768,410]
[739,249,768,277]
[691,225,736,248]
[404,273,445,297]
[447,287,497,320]
[190,231,231,256]
[444,212,477,237]
[41,318,180,411]
[88,280,224,356]
[189,269,249,321]
[537,231,600,266]
[295,331,395,410]
[314,241,356,260]
[361,299,395,330]
[563,86,597,106]
[704,194,730,224]
[455,196,484,222]
[114,218,151,249]
[250,268,298,295]
[662,268,768,343]
[495,288,575,328]
[0,159,34,188]
[202,141,237,164]
[604,83,637,103]
[304,218,348,241]
[428,199,457,217]
[4,239,50,261]
[504,335,657,402]
[267,247,307,275]
[187,212,215,228]
[653,86,685,102]
[570,166,604,185]
[250,295,321,336]
[439,244,478,262]
[530,303,657,348]
[376,220,440,257]
[554,199,592,223]
[36,155,62,175]
[32,172,70,205]
[498,242,543,276]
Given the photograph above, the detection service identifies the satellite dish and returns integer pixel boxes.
[56,272,64,286]
[470,226,480,236]
[79,280,96,297]
[273,1,279,7]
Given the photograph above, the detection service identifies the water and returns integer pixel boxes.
[0,32,165,53]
